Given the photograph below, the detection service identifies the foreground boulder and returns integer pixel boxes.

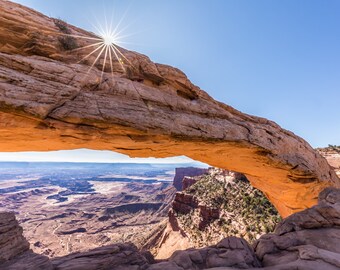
[51,243,151,270]
[151,237,261,270]
[0,0,339,217]
[254,187,340,270]
[51,237,259,270]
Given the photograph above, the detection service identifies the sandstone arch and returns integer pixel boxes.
[0,1,339,218]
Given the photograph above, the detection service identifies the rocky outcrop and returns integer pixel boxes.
[157,187,340,268]
[254,187,340,270]
[319,146,340,177]
[52,237,260,270]
[151,237,261,270]
[173,193,199,214]
[0,212,52,270]
[173,168,208,191]
[172,192,220,231]
[1,211,259,270]
[182,171,247,191]
[0,0,339,217]
[198,205,220,230]
[0,251,53,270]
[0,212,29,263]
[182,176,198,191]
[167,168,281,248]
[51,243,151,270]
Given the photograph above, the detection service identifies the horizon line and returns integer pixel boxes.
[0,160,208,165]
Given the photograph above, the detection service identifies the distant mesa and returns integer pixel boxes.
[172,167,208,191]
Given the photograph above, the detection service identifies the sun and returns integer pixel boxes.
[60,13,134,82]
[102,33,116,46]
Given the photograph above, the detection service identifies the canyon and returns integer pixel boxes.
[1,185,340,269]
[0,162,181,258]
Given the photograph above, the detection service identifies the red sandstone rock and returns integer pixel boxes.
[0,212,29,263]
[182,177,198,190]
[173,168,208,191]
[254,187,340,270]
[0,212,52,270]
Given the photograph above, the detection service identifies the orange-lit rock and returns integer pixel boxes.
[0,0,339,218]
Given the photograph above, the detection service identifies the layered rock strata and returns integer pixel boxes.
[173,168,209,191]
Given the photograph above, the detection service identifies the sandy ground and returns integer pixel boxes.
[88,181,125,195]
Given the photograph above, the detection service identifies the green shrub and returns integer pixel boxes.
[54,18,78,51]
[58,36,78,50]
[54,19,71,34]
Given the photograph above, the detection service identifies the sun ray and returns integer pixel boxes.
[108,43,115,78]
[92,14,107,38]
[78,45,107,86]
[112,21,136,40]
[111,43,134,67]
[69,41,103,53]
[100,45,109,82]
[87,44,107,74]
[56,5,140,86]
[110,44,126,72]
[77,43,105,64]
[112,5,130,38]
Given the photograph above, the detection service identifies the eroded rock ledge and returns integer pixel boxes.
[1,188,340,270]
[0,0,339,217]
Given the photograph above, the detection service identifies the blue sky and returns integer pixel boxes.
[4,0,340,162]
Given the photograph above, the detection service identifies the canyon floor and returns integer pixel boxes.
[0,162,183,257]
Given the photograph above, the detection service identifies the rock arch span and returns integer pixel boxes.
[0,1,339,218]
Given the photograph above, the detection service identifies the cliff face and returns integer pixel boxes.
[173,168,208,191]
[0,212,29,263]
[0,0,339,217]
[0,212,52,270]
[318,146,340,177]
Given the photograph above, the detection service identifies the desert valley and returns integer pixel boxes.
[0,162,181,257]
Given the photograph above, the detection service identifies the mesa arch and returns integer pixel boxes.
[0,1,339,218]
